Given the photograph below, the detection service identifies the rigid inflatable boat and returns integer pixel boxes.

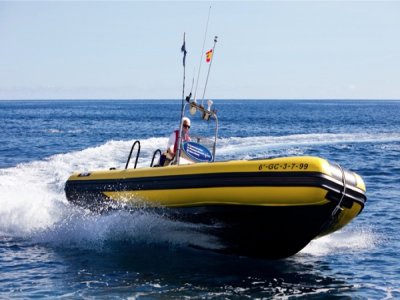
[65,99,367,258]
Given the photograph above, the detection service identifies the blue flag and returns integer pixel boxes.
[181,36,187,67]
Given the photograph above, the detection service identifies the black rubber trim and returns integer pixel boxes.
[65,171,366,207]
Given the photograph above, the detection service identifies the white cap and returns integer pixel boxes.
[182,117,191,126]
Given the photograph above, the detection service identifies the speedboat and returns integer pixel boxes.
[65,99,367,259]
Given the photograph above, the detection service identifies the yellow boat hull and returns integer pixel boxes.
[65,156,366,258]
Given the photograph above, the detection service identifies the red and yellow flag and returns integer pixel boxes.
[206,49,213,63]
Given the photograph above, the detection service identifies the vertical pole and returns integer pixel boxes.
[201,36,218,103]
[177,33,187,165]
[181,32,186,113]
[193,5,212,102]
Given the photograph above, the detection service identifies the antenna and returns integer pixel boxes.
[177,32,187,166]
[201,36,218,105]
[193,5,211,102]
[180,32,187,113]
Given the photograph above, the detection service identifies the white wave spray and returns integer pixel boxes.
[299,226,378,257]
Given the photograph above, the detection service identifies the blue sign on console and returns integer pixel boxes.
[182,142,213,162]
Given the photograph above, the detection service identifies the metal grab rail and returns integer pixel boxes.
[150,149,162,167]
[125,140,141,169]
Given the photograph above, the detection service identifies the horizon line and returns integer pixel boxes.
[1,98,400,102]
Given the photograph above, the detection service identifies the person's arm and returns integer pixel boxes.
[166,132,176,156]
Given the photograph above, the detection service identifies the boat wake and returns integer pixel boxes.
[0,132,386,255]
[217,132,400,159]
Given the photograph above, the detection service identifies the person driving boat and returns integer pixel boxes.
[160,117,191,166]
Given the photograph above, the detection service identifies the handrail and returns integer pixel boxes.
[125,140,141,169]
[150,149,162,167]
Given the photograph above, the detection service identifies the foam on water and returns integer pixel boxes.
[0,133,383,253]
[0,138,164,235]
[300,226,379,257]
[34,209,222,251]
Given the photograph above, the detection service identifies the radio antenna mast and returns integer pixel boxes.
[201,36,218,105]
[193,6,211,103]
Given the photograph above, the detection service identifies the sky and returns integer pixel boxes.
[0,1,399,100]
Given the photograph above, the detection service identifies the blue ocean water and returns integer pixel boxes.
[0,100,399,299]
